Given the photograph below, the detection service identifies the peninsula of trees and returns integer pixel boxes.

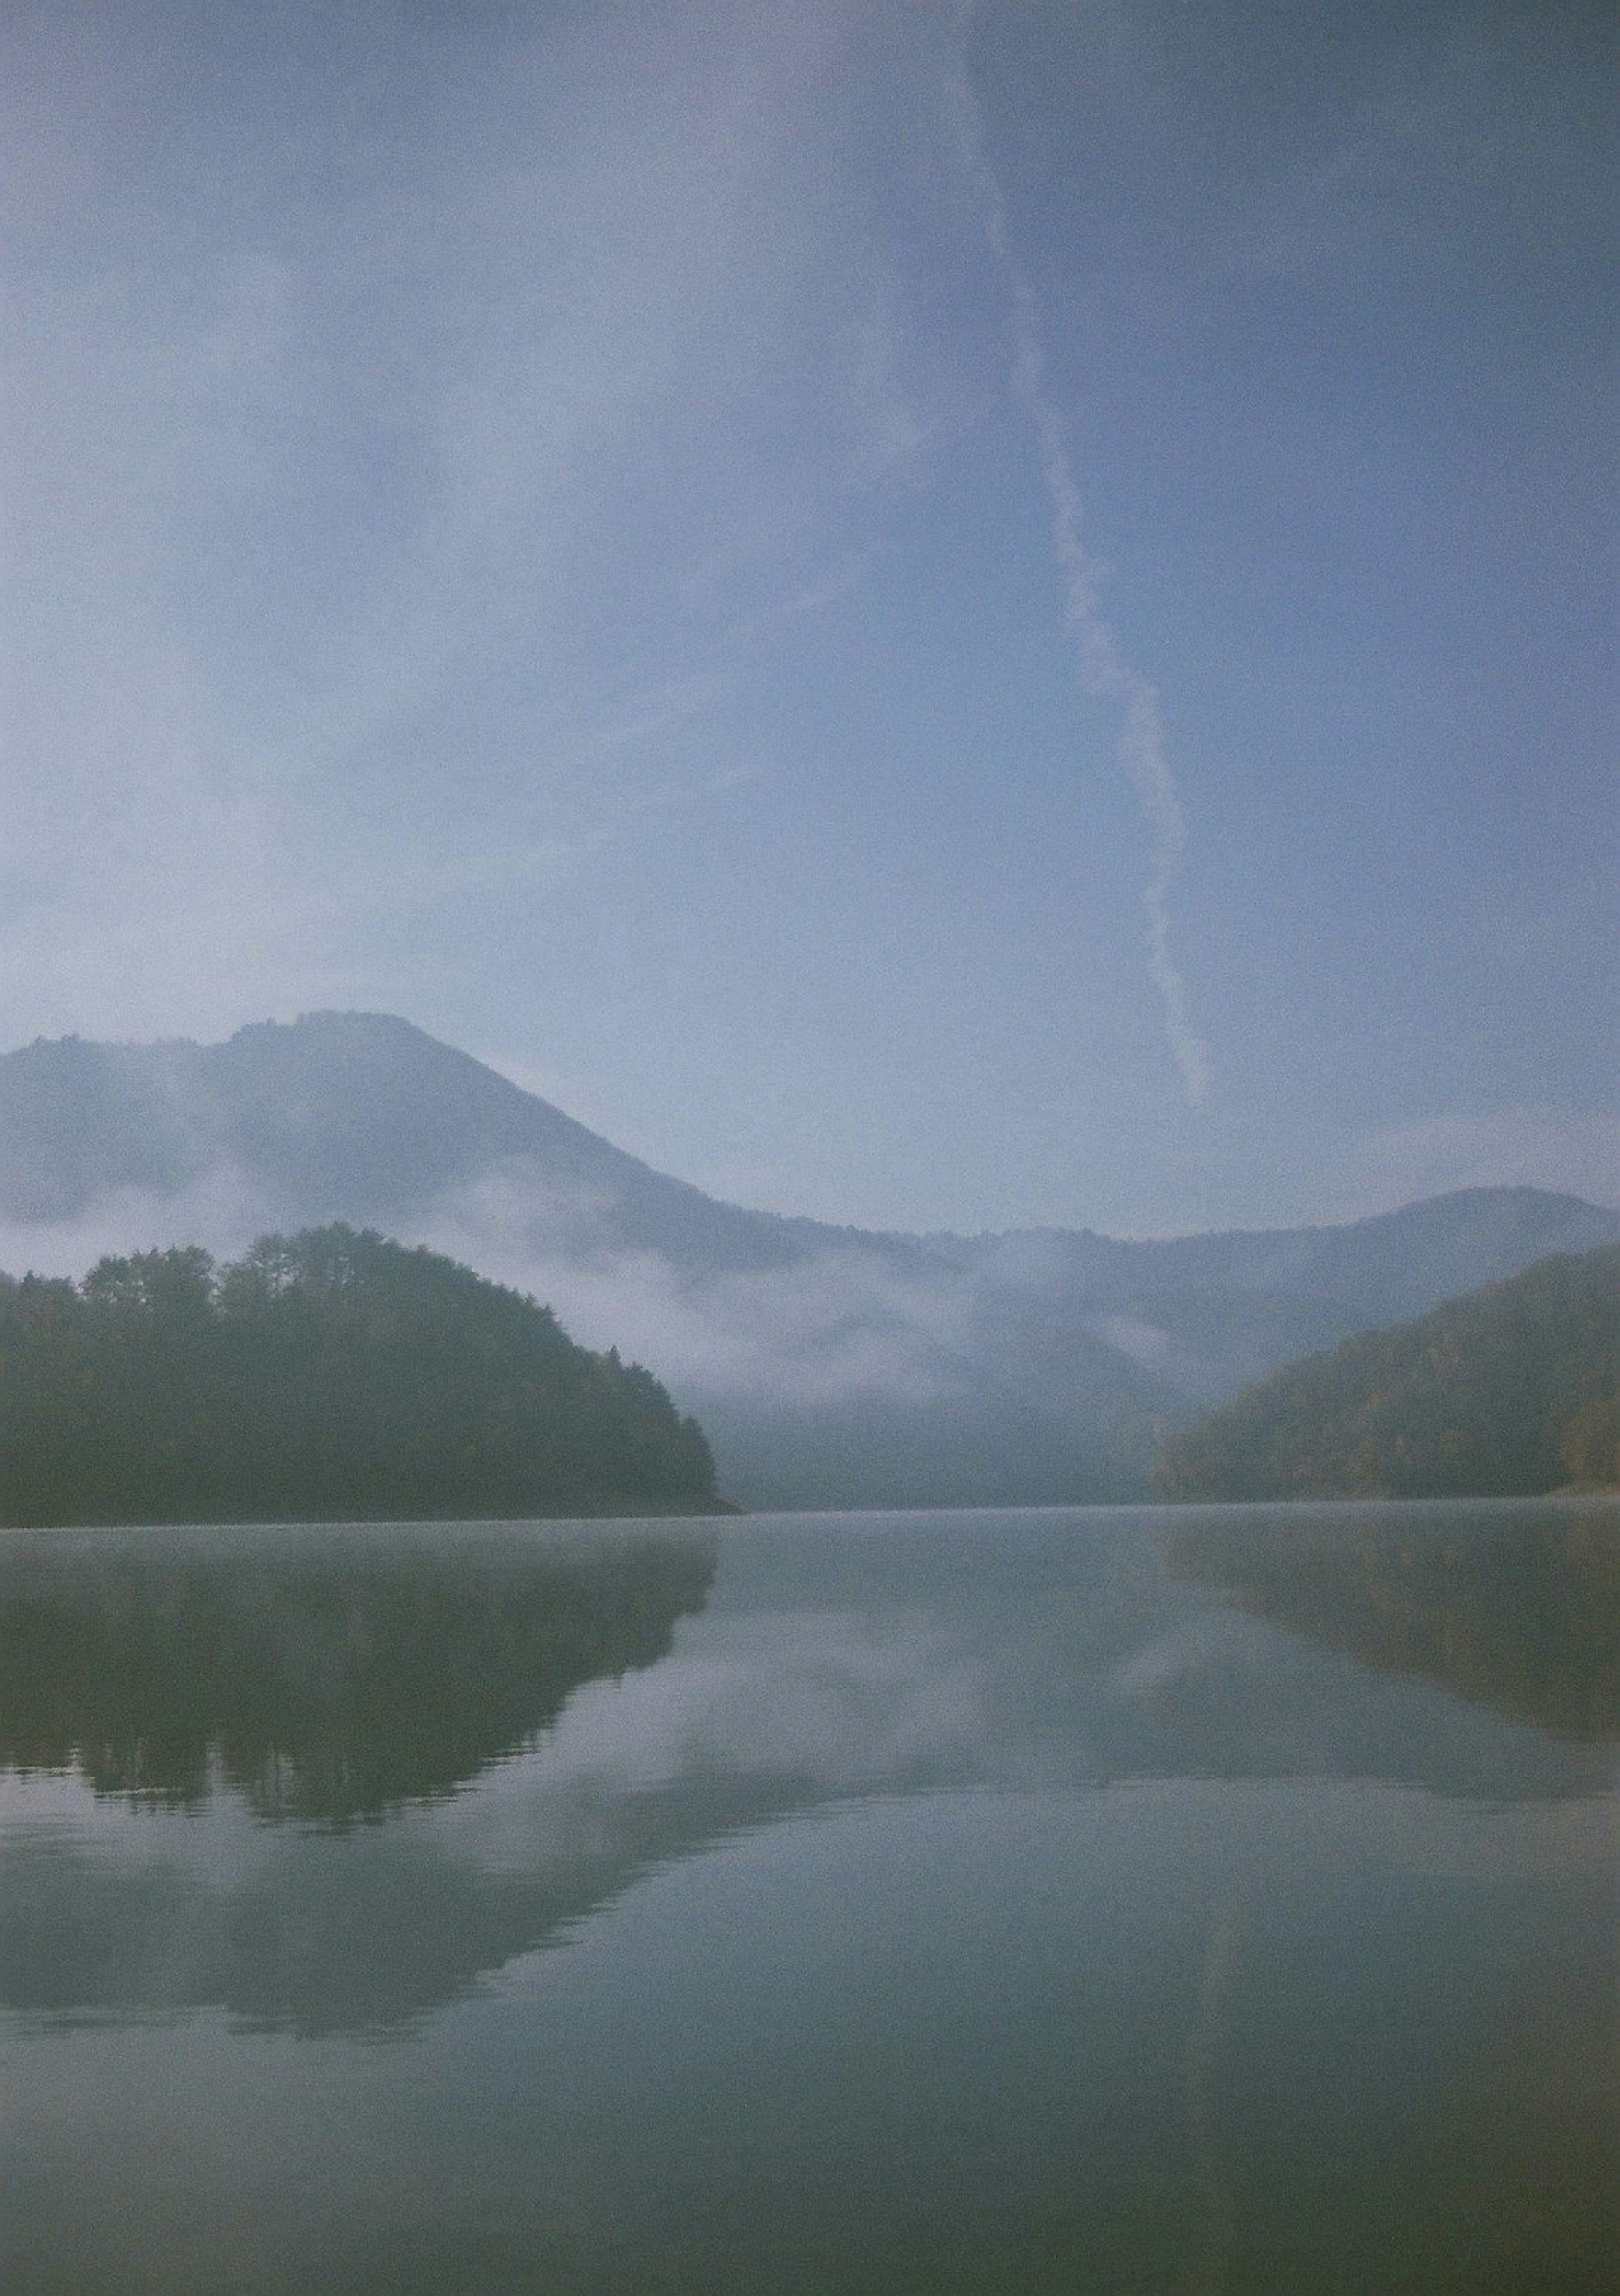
[0,1226,726,1526]
[1155,1244,1620,1502]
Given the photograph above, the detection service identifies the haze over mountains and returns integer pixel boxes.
[5,1013,1617,1509]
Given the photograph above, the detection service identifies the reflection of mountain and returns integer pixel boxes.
[1166,1501,1620,1742]
[0,1521,716,1822]
[0,1767,806,2035]
[5,1014,1617,1507]
[2,1507,1612,2036]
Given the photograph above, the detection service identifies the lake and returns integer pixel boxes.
[1,1500,1615,2294]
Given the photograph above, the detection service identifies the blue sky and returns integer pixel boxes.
[3,0,1614,1234]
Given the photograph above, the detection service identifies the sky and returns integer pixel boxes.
[3,0,1615,1239]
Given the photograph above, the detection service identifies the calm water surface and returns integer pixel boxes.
[0,1501,1615,2294]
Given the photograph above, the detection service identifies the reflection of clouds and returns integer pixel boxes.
[539,1611,989,1792]
[3,1511,1613,2032]
[0,1587,998,2031]
[428,1604,997,1894]
[1110,1615,1251,1700]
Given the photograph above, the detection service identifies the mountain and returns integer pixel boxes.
[1156,1245,1620,1501]
[4,1013,1617,1508]
[0,1013,789,1270]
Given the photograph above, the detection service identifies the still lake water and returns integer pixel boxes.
[0,1501,1615,2295]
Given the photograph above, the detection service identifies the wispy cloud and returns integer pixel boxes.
[542,677,728,783]
[941,24,1210,1107]
[0,1,942,1044]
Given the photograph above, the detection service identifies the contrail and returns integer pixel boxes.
[942,41,1211,1105]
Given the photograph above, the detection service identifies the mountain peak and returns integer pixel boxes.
[5,1015,1617,1510]
[0,1014,797,1270]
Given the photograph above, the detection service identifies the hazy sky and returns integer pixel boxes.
[4,0,1615,1236]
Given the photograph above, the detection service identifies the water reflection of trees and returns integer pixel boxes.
[1165,1503,1620,1743]
[0,1523,716,1823]
[3,1510,1612,2034]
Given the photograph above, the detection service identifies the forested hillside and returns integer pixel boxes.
[5,1017,1617,1508]
[1155,1245,1620,1501]
[0,1226,724,1526]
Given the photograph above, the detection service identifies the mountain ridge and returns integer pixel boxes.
[5,1013,1616,1507]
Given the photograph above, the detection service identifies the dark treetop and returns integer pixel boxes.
[0,1225,726,1526]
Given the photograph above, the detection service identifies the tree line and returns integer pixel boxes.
[0,1225,726,1526]
[1155,1244,1620,1502]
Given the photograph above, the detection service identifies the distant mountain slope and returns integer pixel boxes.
[950,1185,1620,1326]
[0,1013,796,1272]
[1156,1245,1620,1501]
[3,1015,1617,1508]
